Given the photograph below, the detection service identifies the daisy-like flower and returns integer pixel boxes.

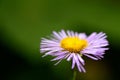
[40,30,109,72]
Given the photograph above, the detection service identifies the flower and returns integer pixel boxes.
[40,30,109,72]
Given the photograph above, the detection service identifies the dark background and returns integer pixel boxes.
[0,0,120,80]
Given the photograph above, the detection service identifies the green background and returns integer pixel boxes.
[0,0,120,80]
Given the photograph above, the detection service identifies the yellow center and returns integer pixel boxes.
[60,37,88,53]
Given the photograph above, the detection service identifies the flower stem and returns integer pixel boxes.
[72,69,77,80]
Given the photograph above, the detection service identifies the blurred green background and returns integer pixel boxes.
[0,0,120,80]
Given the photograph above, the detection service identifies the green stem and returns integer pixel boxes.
[72,70,77,80]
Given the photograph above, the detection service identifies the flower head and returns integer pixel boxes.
[40,30,109,72]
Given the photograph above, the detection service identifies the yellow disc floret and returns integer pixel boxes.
[60,37,88,53]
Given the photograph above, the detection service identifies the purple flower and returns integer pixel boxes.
[40,30,109,72]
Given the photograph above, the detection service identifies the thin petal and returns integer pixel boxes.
[73,54,85,72]
[79,33,87,39]
[83,54,98,60]
[51,54,66,61]
[72,54,75,69]
[53,31,62,40]
[87,32,97,41]
[67,54,73,61]
[54,59,62,65]
[60,30,67,38]
[77,54,85,65]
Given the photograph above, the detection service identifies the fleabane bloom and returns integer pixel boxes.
[40,30,109,72]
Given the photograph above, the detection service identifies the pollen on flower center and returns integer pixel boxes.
[60,37,88,53]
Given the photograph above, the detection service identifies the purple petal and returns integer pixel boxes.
[51,54,66,61]
[67,54,74,61]
[79,33,87,39]
[83,54,98,60]
[77,54,85,65]
[87,32,97,41]
[53,31,62,40]
[72,54,76,69]
[54,59,62,65]
[59,30,67,38]
[73,54,85,72]
[54,51,68,56]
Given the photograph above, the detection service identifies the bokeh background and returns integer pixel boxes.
[0,0,120,80]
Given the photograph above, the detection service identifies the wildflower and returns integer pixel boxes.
[40,30,109,72]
